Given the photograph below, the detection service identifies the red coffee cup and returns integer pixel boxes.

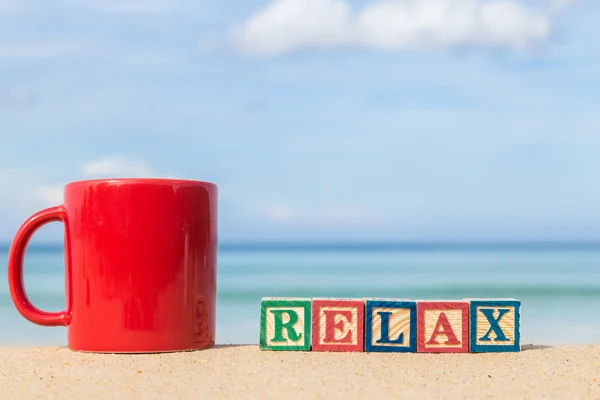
[7,178,217,353]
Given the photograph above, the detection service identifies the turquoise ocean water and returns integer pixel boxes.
[1,244,599,346]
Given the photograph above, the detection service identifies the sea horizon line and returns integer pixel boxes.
[2,240,600,253]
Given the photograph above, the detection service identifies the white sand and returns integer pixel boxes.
[0,344,599,399]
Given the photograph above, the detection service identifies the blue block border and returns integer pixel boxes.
[365,300,416,352]
[469,299,521,353]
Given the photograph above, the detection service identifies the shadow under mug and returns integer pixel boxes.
[7,178,218,353]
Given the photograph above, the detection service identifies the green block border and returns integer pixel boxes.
[260,299,312,351]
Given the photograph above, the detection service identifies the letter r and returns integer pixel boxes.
[270,309,302,342]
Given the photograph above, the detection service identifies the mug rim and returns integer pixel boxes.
[64,177,217,189]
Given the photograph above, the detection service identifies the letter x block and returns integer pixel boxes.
[467,298,521,353]
[312,298,365,352]
[365,299,416,352]
[417,300,469,353]
[260,297,311,351]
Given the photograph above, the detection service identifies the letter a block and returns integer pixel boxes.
[260,297,311,351]
[312,298,364,352]
[467,299,521,353]
[417,301,469,353]
[365,299,416,352]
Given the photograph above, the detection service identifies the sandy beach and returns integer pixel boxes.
[0,344,598,399]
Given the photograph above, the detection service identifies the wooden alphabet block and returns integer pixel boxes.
[416,300,469,353]
[260,297,311,351]
[364,299,416,352]
[311,298,364,352]
[466,298,521,353]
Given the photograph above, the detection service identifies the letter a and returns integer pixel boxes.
[323,310,352,343]
[426,312,460,345]
[270,309,302,342]
[479,308,510,342]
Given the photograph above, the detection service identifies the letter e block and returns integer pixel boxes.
[260,297,311,351]
[467,298,521,353]
[312,298,365,352]
[365,299,416,352]
[417,300,469,353]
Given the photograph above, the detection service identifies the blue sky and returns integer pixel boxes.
[1,0,599,243]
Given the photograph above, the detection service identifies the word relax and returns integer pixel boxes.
[260,297,521,353]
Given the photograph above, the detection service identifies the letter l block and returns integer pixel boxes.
[260,297,311,351]
[365,299,416,352]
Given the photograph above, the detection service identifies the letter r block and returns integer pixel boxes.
[260,297,311,351]
[365,299,416,352]
[417,301,469,353]
[311,298,365,352]
[467,298,521,353]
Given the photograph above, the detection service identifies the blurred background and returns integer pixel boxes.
[1,0,599,346]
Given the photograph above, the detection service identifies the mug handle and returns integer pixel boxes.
[7,206,71,326]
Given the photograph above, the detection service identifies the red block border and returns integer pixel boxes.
[417,301,469,353]
[312,299,365,352]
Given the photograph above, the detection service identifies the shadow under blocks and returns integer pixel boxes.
[259,297,521,353]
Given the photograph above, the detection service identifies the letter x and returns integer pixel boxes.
[478,308,510,342]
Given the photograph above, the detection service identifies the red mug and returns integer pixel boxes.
[7,178,218,353]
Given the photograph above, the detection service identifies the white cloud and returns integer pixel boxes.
[263,202,385,225]
[232,0,556,55]
[233,0,353,54]
[81,154,156,177]
[552,0,580,9]
[266,203,296,222]
[35,185,64,205]
[34,155,182,205]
